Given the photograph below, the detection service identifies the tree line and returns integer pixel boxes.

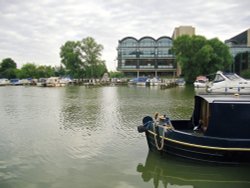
[0,58,67,79]
[1,35,237,82]
[0,37,109,80]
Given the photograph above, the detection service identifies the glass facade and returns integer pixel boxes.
[225,29,250,74]
[117,36,175,77]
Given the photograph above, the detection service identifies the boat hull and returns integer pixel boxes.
[144,126,250,164]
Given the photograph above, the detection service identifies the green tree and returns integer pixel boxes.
[241,69,250,79]
[173,35,232,82]
[85,62,107,78]
[60,37,106,79]
[36,65,55,78]
[60,41,85,79]
[18,63,37,78]
[1,68,17,79]
[0,58,17,78]
[207,38,232,72]
[54,65,67,77]
[78,37,104,78]
[109,71,125,78]
[1,58,17,69]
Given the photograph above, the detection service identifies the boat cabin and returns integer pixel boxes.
[192,94,250,139]
[207,71,250,93]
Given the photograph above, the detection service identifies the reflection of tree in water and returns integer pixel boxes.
[137,151,250,188]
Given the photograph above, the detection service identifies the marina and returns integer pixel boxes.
[0,76,182,88]
[1,85,250,188]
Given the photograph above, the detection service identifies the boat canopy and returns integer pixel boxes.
[192,94,250,139]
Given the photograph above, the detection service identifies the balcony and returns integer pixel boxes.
[139,66,155,69]
[118,65,174,71]
[158,65,174,69]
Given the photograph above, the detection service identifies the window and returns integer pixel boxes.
[120,38,137,47]
[157,38,172,47]
[213,74,225,83]
[139,38,155,47]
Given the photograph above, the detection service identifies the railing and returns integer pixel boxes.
[158,65,174,69]
[139,66,155,69]
[118,65,174,70]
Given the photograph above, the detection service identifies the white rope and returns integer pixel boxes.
[152,122,166,150]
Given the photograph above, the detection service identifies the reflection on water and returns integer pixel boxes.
[137,152,250,188]
[0,85,249,188]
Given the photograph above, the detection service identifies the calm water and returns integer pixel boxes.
[0,85,249,188]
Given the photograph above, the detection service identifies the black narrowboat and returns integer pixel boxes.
[137,94,250,164]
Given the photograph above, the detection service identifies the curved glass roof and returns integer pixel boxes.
[119,36,173,47]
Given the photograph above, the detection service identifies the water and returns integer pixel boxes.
[0,85,249,188]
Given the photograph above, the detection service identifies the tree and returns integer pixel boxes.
[78,37,104,78]
[60,37,106,79]
[60,41,83,79]
[1,58,17,69]
[241,69,250,79]
[85,62,107,78]
[54,65,67,77]
[18,63,37,78]
[0,58,17,78]
[207,38,232,73]
[173,35,233,82]
[36,65,55,78]
[109,71,125,78]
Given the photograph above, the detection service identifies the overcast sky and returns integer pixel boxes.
[0,0,249,70]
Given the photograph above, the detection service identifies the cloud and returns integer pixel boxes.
[0,0,249,70]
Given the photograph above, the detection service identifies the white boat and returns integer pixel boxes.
[46,77,62,87]
[36,78,47,87]
[193,76,208,88]
[148,77,161,86]
[176,78,186,86]
[59,77,73,86]
[207,71,250,93]
[19,79,31,85]
[0,78,10,86]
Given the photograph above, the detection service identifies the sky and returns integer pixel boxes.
[0,0,249,71]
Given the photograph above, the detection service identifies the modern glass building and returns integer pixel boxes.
[225,28,250,74]
[117,36,175,77]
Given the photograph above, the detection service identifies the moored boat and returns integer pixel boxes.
[137,94,250,164]
[176,78,186,86]
[207,71,250,93]
[36,78,47,87]
[0,78,10,86]
[147,77,161,86]
[128,77,148,86]
[10,79,22,86]
[193,75,208,88]
[46,77,68,87]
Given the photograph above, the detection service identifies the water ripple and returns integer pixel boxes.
[2,86,247,188]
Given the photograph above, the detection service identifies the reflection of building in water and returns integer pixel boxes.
[137,151,250,188]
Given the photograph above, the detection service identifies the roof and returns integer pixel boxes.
[119,36,172,43]
[225,29,248,45]
[196,94,250,103]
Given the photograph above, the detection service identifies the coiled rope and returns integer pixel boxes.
[152,122,166,150]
